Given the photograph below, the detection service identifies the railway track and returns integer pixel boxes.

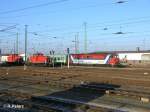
[0,88,150,112]
[1,67,150,87]
[0,74,150,103]
[0,67,150,111]
[0,90,126,112]
[0,77,150,104]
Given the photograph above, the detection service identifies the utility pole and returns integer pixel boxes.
[16,32,19,54]
[24,25,28,70]
[52,50,55,68]
[14,41,16,54]
[0,39,1,55]
[67,48,70,69]
[143,38,146,50]
[25,25,28,63]
[76,32,79,53]
[75,34,77,54]
[74,32,79,54]
[84,22,87,53]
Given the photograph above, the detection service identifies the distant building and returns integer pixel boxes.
[92,50,150,66]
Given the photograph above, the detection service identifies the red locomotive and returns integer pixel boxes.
[0,54,23,65]
[108,55,120,66]
[28,53,50,65]
[70,53,120,66]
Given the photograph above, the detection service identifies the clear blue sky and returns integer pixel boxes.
[0,0,150,54]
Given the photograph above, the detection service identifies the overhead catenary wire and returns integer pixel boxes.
[0,25,18,32]
[0,0,149,52]
[0,1,122,19]
[88,32,150,42]
[25,15,150,33]
[0,0,133,20]
[1,17,150,44]
[0,0,147,32]
[28,18,150,39]
[0,1,149,39]
[0,0,69,15]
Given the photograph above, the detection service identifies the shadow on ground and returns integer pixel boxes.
[32,82,121,112]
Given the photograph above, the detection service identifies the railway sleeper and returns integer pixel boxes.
[105,90,150,103]
[48,81,150,103]
[0,94,79,112]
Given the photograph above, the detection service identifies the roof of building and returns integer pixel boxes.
[86,50,150,54]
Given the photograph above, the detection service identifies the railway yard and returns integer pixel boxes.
[0,0,150,112]
[0,66,150,112]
